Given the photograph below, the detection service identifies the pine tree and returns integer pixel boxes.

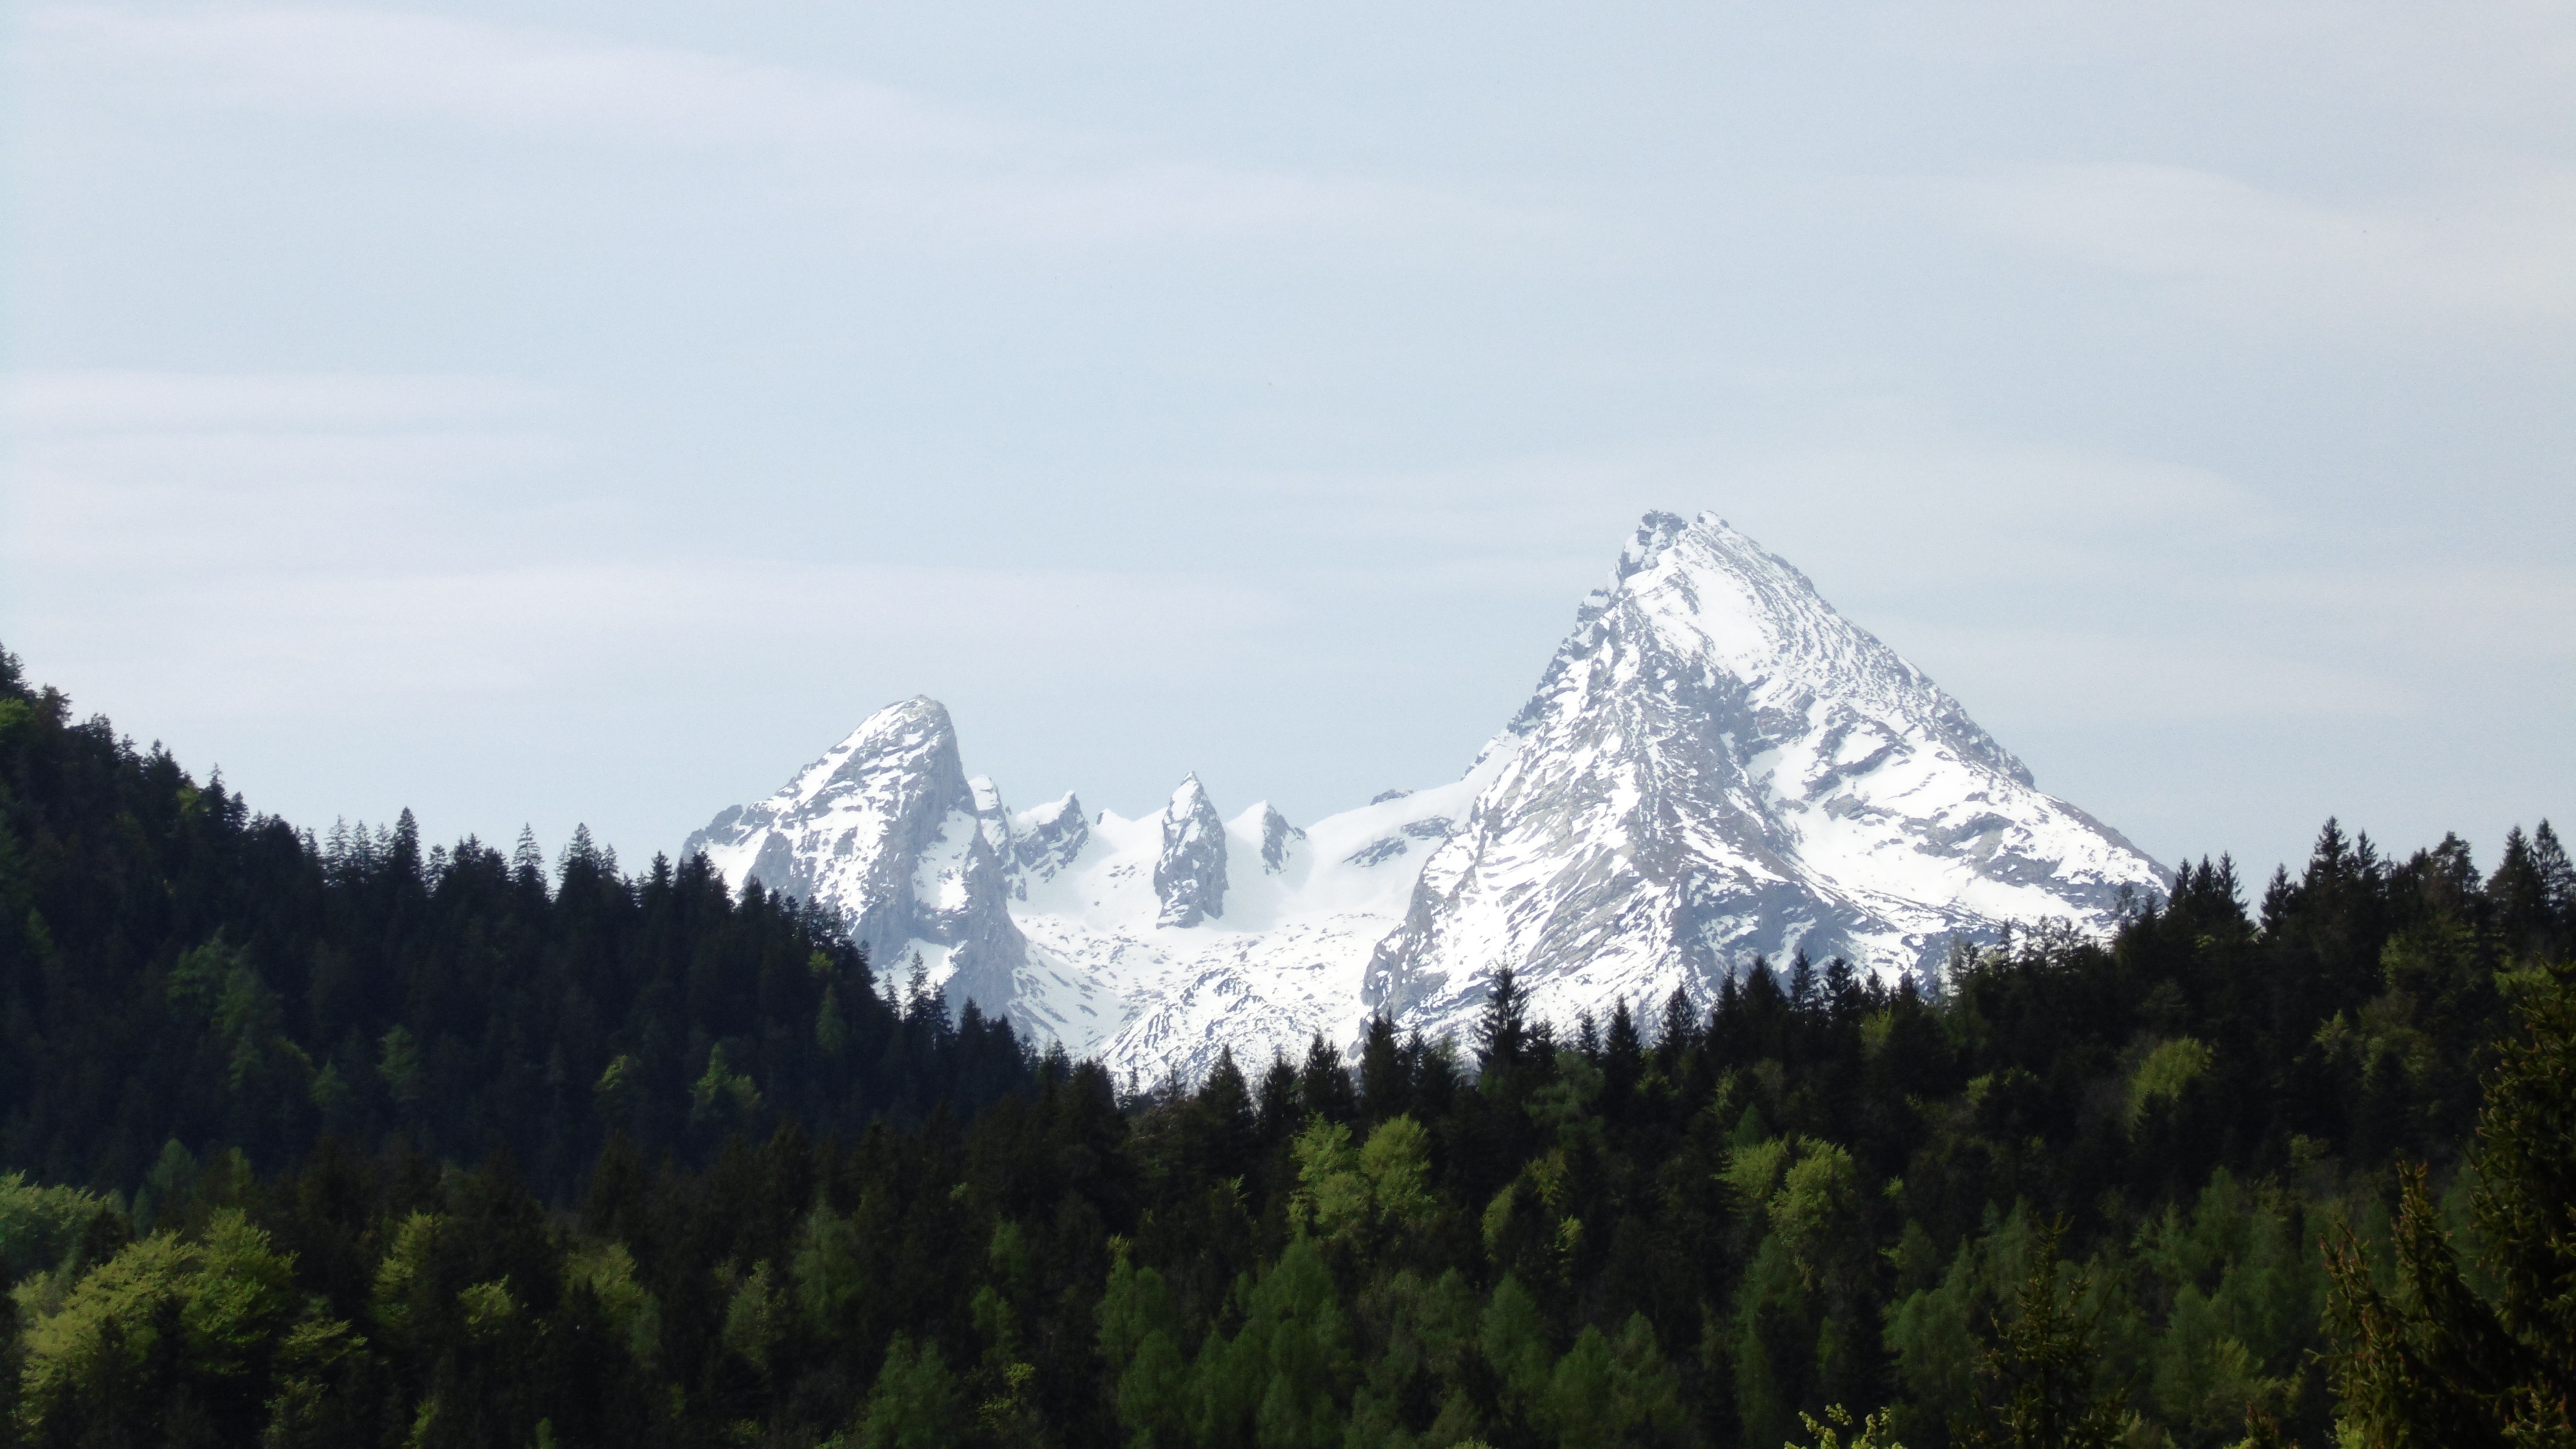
[2323,963,2575,1447]
[1710,971,1745,1064]
[1954,1217,2129,1449]
[1823,957,1862,1020]
[1477,967,1531,1075]
[1604,999,1644,1108]
[899,951,926,1016]
[1357,1015,1408,1122]
[1789,948,1817,1015]
[1300,1034,1356,1125]
[2530,821,2575,956]
[512,826,545,888]
[1657,985,1698,1065]
[1259,1051,1304,1140]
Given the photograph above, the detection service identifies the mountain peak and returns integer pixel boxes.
[1154,774,1228,927]
[1252,801,1303,874]
[693,509,2165,1082]
[1613,508,1702,580]
[1519,509,2030,786]
[1371,511,2163,1034]
[683,692,1027,1019]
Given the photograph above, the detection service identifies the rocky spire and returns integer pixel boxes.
[681,695,1027,1022]
[1152,774,1229,927]
[1256,803,1303,875]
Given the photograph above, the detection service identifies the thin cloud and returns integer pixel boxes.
[1900,161,2576,324]
[27,4,1535,251]
[5,369,566,435]
[29,6,1021,152]
[3,371,583,573]
[4,367,1291,709]
[15,560,1292,712]
[1880,620,2421,726]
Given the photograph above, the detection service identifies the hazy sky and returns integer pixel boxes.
[7,0,2571,886]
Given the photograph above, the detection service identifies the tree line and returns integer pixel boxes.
[1,646,2569,1447]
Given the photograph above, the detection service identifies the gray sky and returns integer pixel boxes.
[7,0,2571,888]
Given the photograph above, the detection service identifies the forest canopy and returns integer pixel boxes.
[1,645,2569,1449]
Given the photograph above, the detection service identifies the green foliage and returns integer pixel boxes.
[562,1240,658,1364]
[1290,1113,1437,1249]
[2133,1172,2321,1441]
[1887,1208,2047,1429]
[1790,1403,1908,1449]
[16,1209,349,1444]
[854,1332,966,1449]
[1101,1248,1190,1447]
[2130,1037,2215,1124]
[8,649,2576,1449]
[1949,1218,2130,1449]
[1547,1314,1688,1449]
[719,1259,786,1374]
[2323,962,2575,1448]
[0,651,1037,1198]
[1185,1235,1354,1448]
[0,1172,124,1287]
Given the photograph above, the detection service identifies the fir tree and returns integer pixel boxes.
[1955,1217,2129,1449]
[1476,965,1531,1075]
[2324,963,2575,1447]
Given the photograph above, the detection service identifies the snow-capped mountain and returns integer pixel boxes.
[681,696,1029,1017]
[1361,511,2164,1046]
[686,511,2166,1081]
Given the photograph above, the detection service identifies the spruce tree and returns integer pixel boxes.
[1299,1034,1356,1125]
[1604,999,1644,1108]
[1954,1217,2128,1449]
[1657,985,1698,1064]
[2324,963,2575,1447]
[1357,1015,1408,1122]
[1476,966,1531,1075]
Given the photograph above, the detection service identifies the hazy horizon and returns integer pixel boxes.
[8,0,2570,886]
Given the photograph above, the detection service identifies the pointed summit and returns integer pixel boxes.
[1366,510,2164,1036]
[1508,511,2029,784]
[692,509,2167,1085]
[1152,774,1230,927]
[1255,802,1303,874]
[683,694,1027,1020]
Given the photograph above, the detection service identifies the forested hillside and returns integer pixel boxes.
[0,648,1035,1198]
[2,647,2569,1449]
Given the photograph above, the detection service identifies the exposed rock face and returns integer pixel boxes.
[686,511,2166,1082]
[1012,792,1090,887]
[1151,775,1230,928]
[1257,804,1304,875]
[1360,511,2165,1041]
[680,696,1026,1019]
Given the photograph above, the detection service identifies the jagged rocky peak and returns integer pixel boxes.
[692,508,2169,1084]
[1153,774,1229,927]
[1364,508,2167,1037]
[1256,803,1303,875]
[682,693,1028,1022]
[1012,791,1090,883]
[684,694,970,896]
[1514,511,2030,784]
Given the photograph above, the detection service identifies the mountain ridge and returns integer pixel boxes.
[686,510,2168,1079]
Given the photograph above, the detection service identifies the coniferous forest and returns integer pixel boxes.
[2,646,2570,1449]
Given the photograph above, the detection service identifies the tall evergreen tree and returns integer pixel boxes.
[1476,967,1531,1075]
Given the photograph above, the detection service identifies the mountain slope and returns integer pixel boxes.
[1360,511,2165,1042]
[680,697,1027,1017]
[685,511,2166,1080]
